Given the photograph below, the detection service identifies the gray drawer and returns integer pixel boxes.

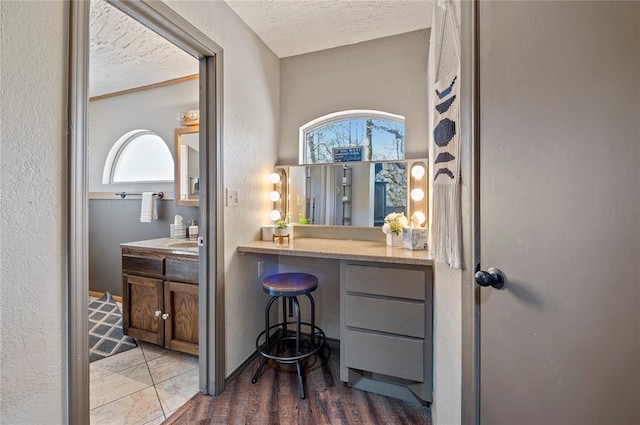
[345,264,425,300]
[345,294,425,338]
[345,329,424,382]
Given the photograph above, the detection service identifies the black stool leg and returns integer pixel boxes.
[306,293,327,364]
[252,295,278,384]
[292,296,305,399]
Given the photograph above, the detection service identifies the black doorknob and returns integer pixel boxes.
[475,267,505,289]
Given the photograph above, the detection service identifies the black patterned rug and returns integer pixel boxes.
[89,292,137,363]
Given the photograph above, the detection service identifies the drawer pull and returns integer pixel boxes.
[162,313,169,320]
[154,310,162,317]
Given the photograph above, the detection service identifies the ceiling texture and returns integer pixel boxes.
[90,0,433,97]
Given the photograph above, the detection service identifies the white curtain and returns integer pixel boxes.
[309,166,338,225]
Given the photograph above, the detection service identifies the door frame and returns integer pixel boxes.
[67,1,225,423]
[460,0,480,424]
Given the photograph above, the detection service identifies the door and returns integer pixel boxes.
[478,2,640,424]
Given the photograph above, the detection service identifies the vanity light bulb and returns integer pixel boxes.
[411,165,426,179]
[269,210,281,221]
[413,211,426,225]
[268,191,281,202]
[411,188,425,201]
[268,172,281,184]
[176,113,186,121]
[188,111,198,120]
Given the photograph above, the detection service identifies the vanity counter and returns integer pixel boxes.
[237,237,432,266]
[120,237,198,256]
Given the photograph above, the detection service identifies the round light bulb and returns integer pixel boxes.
[188,111,199,120]
[268,191,281,202]
[268,172,281,184]
[410,188,425,201]
[268,210,281,221]
[176,113,186,121]
[411,164,426,179]
[413,211,426,225]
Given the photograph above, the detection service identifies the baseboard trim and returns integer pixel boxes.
[226,350,259,385]
[89,290,123,303]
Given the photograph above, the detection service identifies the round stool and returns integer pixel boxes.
[251,272,326,399]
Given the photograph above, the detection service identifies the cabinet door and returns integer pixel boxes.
[164,281,199,355]
[123,274,164,345]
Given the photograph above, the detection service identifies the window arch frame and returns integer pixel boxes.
[102,129,174,184]
[298,109,405,164]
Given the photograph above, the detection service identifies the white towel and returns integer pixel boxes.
[140,192,157,223]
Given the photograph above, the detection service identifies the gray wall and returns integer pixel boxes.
[279,29,430,164]
[89,200,197,295]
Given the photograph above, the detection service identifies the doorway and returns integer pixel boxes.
[68,1,225,423]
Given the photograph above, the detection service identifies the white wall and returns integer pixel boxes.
[0,1,68,423]
[88,79,199,193]
[279,29,430,164]
[165,0,281,376]
[428,2,462,425]
[0,2,280,422]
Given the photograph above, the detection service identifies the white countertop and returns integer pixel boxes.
[237,238,432,266]
[120,237,199,256]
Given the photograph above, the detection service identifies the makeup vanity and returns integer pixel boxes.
[237,236,433,404]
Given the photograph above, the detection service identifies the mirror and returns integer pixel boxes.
[282,159,427,227]
[175,125,199,206]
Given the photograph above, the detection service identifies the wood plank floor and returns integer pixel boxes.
[163,343,431,425]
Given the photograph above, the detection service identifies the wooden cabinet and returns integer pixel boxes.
[340,261,433,404]
[122,248,199,355]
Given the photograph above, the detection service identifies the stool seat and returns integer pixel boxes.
[262,272,318,296]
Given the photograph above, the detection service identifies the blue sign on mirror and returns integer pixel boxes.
[333,146,364,162]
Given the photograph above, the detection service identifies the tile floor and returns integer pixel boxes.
[89,301,199,424]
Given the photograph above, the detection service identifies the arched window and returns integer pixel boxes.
[299,110,405,164]
[102,129,174,184]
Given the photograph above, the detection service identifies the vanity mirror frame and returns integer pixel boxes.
[175,125,200,206]
[276,158,428,228]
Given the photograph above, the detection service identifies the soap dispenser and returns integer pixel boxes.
[189,220,199,241]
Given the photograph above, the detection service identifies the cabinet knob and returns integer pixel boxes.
[155,310,162,317]
[162,313,169,320]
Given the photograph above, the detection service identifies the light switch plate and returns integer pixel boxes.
[226,188,239,207]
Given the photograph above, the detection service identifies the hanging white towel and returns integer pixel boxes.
[140,192,157,223]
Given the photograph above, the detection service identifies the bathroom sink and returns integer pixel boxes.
[168,241,199,248]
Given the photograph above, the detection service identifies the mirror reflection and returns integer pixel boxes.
[175,125,199,206]
[284,160,424,227]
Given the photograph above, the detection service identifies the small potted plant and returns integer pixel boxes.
[273,220,289,236]
[382,212,408,247]
[298,211,309,224]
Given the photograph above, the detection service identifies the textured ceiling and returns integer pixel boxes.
[89,0,433,97]
[225,0,434,58]
[89,0,198,97]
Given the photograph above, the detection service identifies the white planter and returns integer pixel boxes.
[273,227,289,237]
[386,232,403,247]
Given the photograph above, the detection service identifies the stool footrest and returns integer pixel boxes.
[255,322,326,363]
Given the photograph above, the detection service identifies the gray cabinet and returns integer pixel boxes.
[340,261,433,404]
